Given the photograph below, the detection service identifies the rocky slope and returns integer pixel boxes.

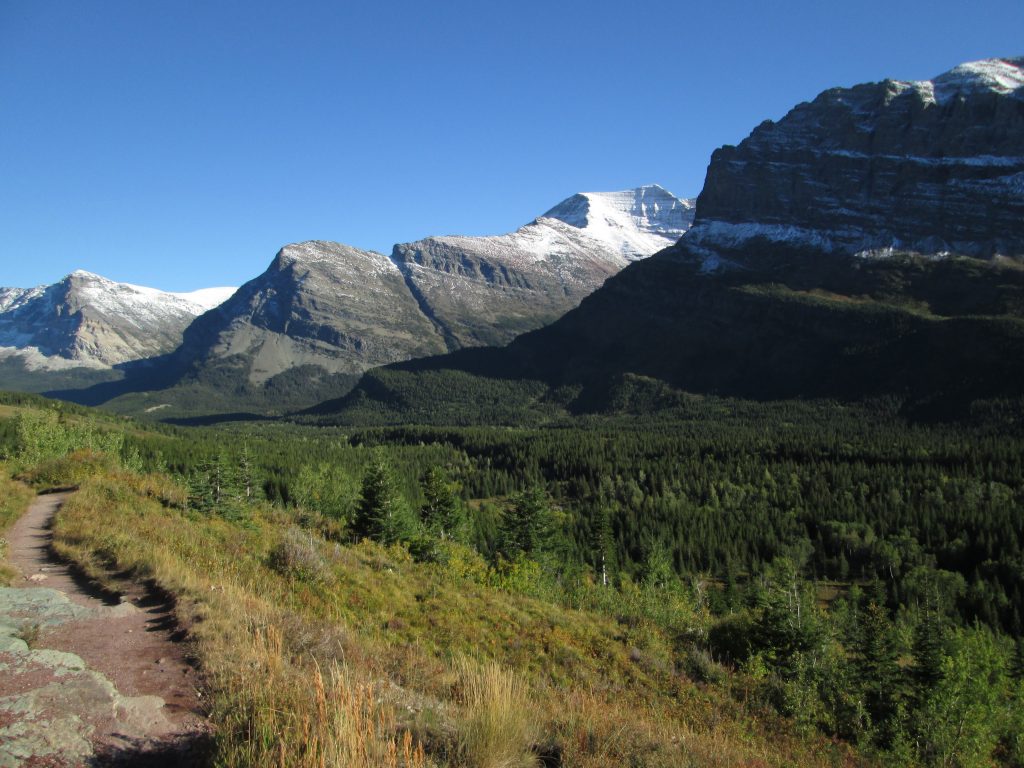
[691,57,1024,260]
[391,185,693,348]
[318,57,1024,424]
[175,240,448,384]
[0,271,234,371]
[84,187,690,415]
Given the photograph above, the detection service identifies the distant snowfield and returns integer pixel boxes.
[66,271,237,316]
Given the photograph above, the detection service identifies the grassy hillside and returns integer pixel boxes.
[51,469,860,768]
[4,395,1023,766]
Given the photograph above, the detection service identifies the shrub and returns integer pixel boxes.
[268,526,330,583]
[15,448,118,489]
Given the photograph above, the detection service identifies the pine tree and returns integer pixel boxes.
[1010,637,1024,682]
[856,601,901,744]
[352,457,415,546]
[419,466,465,542]
[188,459,216,513]
[498,485,552,560]
[910,602,947,701]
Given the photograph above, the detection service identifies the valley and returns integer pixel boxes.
[1,52,1023,768]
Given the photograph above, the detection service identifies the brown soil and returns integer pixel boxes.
[1,492,212,766]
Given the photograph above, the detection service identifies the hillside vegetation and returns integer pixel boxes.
[2,393,1023,766]
[0,395,861,767]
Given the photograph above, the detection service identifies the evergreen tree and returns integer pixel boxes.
[498,485,553,560]
[419,466,465,542]
[642,541,675,590]
[753,558,823,670]
[856,601,901,744]
[352,456,416,545]
[1011,637,1024,682]
[188,458,217,513]
[910,600,947,705]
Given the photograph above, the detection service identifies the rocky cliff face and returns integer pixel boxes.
[391,186,693,348]
[0,271,234,371]
[177,241,447,384]
[322,58,1024,422]
[692,57,1024,260]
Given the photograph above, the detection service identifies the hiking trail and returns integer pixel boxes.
[0,492,209,766]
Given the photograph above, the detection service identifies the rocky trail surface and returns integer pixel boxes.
[0,492,209,766]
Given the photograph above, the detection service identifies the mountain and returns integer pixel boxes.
[174,241,448,384]
[391,185,693,347]
[0,271,234,377]
[54,186,689,417]
[315,57,1024,425]
[691,56,1024,259]
[178,185,692,380]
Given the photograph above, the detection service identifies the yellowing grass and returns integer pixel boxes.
[455,657,539,768]
[49,469,868,768]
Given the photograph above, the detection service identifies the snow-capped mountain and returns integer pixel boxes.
[165,186,691,391]
[326,57,1024,422]
[542,185,694,260]
[691,56,1024,262]
[0,271,236,370]
[0,185,691,412]
[391,185,694,348]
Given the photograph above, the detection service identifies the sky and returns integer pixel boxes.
[1,0,1022,291]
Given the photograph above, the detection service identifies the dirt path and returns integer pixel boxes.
[0,492,210,767]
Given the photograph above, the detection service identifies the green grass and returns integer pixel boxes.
[47,466,864,767]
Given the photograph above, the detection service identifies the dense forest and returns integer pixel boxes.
[3,390,1023,766]
[73,393,1024,636]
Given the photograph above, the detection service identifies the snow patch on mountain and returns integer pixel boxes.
[64,272,236,321]
[276,240,399,276]
[897,57,1024,106]
[404,185,694,272]
[541,185,694,260]
[0,271,238,370]
[170,286,237,311]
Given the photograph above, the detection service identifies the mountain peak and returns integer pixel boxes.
[275,240,396,274]
[929,56,1024,102]
[67,269,104,281]
[541,185,694,260]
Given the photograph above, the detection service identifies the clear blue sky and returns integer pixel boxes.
[2,0,1021,291]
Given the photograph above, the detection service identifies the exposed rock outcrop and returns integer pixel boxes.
[177,241,447,384]
[693,57,1024,260]
[0,271,234,370]
[391,185,694,348]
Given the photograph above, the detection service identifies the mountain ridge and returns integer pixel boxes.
[0,271,236,371]
[314,56,1024,425]
[5,185,690,415]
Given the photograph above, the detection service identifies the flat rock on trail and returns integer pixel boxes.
[0,492,209,766]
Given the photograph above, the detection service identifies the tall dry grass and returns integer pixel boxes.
[215,624,427,768]
[455,656,539,768]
